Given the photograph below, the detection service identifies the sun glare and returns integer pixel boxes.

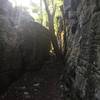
[8,0,45,19]
[9,0,40,8]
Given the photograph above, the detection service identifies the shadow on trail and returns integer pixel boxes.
[0,55,64,100]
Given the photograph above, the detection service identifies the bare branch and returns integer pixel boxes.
[43,0,50,16]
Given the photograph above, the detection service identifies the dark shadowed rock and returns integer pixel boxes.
[60,0,100,100]
[0,5,50,94]
[15,10,51,70]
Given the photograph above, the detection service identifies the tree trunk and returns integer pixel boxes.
[40,0,43,25]
[43,0,62,58]
[48,15,61,57]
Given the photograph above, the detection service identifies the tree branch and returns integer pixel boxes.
[43,0,50,16]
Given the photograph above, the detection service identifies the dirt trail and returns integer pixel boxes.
[0,56,64,100]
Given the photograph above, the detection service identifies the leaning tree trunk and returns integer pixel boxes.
[48,15,61,57]
[43,0,61,58]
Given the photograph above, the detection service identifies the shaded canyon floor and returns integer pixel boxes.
[0,55,64,100]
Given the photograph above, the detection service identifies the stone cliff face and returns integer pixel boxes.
[0,0,50,94]
[62,0,100,99]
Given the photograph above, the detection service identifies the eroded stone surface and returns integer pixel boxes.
[61,0,100,99]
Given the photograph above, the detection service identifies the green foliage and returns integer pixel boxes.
[31,0,63,31]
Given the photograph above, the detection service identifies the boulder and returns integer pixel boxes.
[0,7,50,94]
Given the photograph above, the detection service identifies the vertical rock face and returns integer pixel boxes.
[62,0,100,99]
[0,0,50,94]
[0,0,13,17]
[0,0,21,74]
[16,12,51,70]
[0,0,22,94]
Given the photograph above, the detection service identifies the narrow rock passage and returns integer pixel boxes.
[0,55,64,100]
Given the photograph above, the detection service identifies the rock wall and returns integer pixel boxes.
[0,0,50,94]
[61,0,100,100]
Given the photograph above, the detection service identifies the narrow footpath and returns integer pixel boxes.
[0,55,64,100]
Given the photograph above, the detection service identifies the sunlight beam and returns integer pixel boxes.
[9,0,31,7]
[9,0,41,8]
[8,0,45,21]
